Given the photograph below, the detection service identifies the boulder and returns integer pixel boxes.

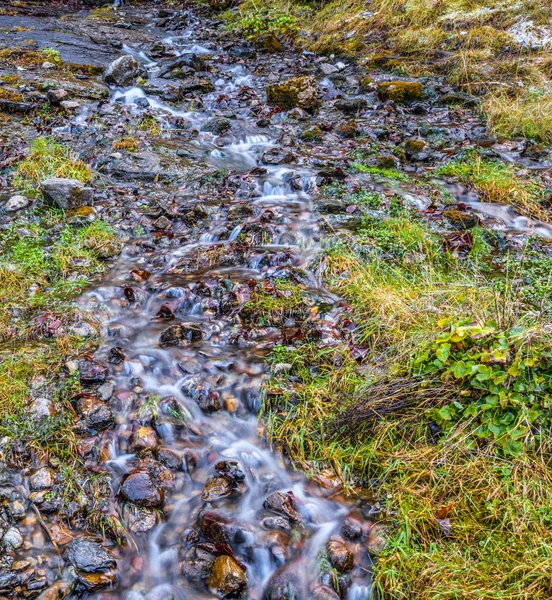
[41,178,93,210]
[266,77,321,113]
[104,55,142,87]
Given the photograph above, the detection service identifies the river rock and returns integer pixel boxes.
[159,54,207,76]
[78,357,108,385]
[266,76,321,113]
[130,426,158,453]
[5,194,29,212]
[182,544,217,581]
[104,55,142,87]
[341,516,363,540]
[202,476,233,502]
[203,117,231,135]
[264,491,300,523]
[334,97,367,114]
[76,395,113,430]
[229,45,256,59]
[29,467,54,490]
[263,565,306,600]
[160,323,203,346]
[120,472,164,507]
[309,586,341,600]
[2,527,23,549]
[207,555,247,597]
[41,178,93,210]
[326,539,354,572]
[36,581,72,600]
[262,147,294,165]
[65,538,115,573]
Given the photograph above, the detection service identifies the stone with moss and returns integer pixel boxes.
[377,81,423,103]
[266,76,321,113]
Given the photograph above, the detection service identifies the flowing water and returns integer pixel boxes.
[58,11,373,600]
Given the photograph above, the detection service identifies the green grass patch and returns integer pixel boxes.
[13,136,93,193]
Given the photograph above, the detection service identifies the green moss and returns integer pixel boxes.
[377,81,424,102]
[266,76,320,112]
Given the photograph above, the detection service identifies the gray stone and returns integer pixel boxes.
[5,195,29,212]
[41,178,93,210]
[29,467,54,490]
[65,538,115,573]
[104,55,141,87]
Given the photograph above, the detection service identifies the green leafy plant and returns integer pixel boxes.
[413,319,552,456]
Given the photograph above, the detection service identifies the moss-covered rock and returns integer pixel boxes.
[443,209,479,230]
[266,76,321,113]
[377,80,423,102]
[404,139,427,156]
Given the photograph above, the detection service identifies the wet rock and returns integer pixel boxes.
[207,555,247,597]
[159,54,207,76]
[263,565,306,600]
[377,81,423,102]
[0,573,18,592]
[264,492,300,523]
[229,45,256,59]
[309,585,341,600]
[76,395,113,431]
[2,527,23,549]
[47,89,69,105]
[124,504,157,533]
[202,476,233,502]
[29,467,54,490]
[180,77,215,95]
[263,516,291,532]
[262,147,294,165]
[198,391,223,413]
[157,447,181,470]
[104,55,142,87]
[120,472,164,507]
[160,323,203,346]
[78,357,108,385]
[36,580,72,600]
[41,178,93,211]
[326,539,354,572]
[76,571,117,593]
[203,117,232,135]
[334,97,367,114]
[105,151,161,181]
[7,499,26,520]
[215,460,246,482]
[266,76,321,113]
[65,538,115,573]
[182,543,216,581]
[5,194,29,212]
[341,516,363,540]
[130,426,158,453]
[201,512,231,544]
